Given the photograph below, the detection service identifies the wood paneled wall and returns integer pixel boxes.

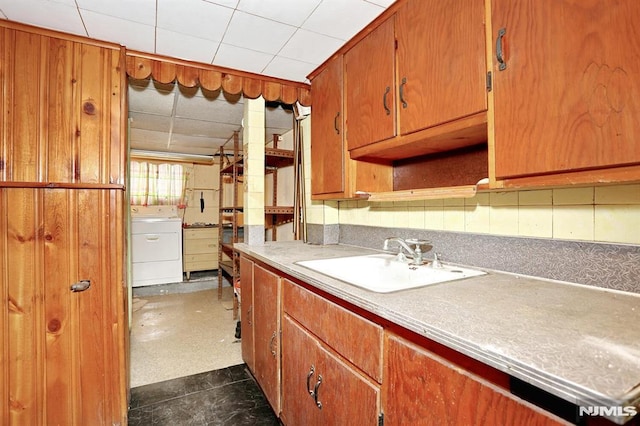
[0,25,126,186]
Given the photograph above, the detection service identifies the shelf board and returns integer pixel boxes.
[219,260,234,277]
[264,205,294,214]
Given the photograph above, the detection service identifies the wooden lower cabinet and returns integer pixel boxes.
[239,256,254,372]
[383,333,568,426]
[252,263,281,413]
[281,314,381,425]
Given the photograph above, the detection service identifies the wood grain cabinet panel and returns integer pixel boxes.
[396,0,487,136]
[345,16,397,150]
[310,54,392,200]
[239,256,255,372]
[492,0,640,180]
[252,263,281,413]
[383,333,569,426]
[281,315,380,426]
[283,279,383,383]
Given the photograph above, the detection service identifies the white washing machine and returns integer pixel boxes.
[131,207,183,287]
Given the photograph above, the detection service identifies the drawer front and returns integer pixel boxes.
[184,260,218,271]
[183,253,217,263]
[283,279,383,383]
[183,238,218,254]
[183,228,217,240]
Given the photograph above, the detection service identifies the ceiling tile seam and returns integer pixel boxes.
[154,0,159,56]
[73,0,89,38]
[0,8,6,19]
[209,5,238,65]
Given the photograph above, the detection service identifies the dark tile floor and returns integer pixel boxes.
[128,364,280,425]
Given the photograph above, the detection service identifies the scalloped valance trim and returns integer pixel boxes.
[126,51,312,106]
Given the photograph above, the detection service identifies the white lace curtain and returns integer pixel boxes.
[130,161,185,206]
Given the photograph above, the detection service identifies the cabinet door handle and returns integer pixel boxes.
[70,279,91,292]
[269,331,277,356]
[399,78,408,109]
[306,365,315,396]
[247,306,252,326]
[313,375,323,409]
[496,27,507,71]
[383,86,391,115]
[334,111,340,134]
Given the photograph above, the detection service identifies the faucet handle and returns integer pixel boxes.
[430,252,443,269]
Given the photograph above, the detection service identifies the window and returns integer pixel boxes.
[130,161,185,206]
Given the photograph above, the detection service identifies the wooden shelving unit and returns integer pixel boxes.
[218,132,296,319]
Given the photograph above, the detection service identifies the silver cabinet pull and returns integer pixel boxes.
[313,375,323,409]
[306,364,315,396]
[70,279,91,292]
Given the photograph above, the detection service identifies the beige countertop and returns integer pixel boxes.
[235,240,640,423]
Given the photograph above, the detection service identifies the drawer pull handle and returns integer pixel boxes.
[306,365,315,396]
[496,27,507,71]
[334,111,340,134]
[269,331,277,356]
[145,235,160,241]
[399,77,408,108]
[313,375,323,409]
[383,86,391,115]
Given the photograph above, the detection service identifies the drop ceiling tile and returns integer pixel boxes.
[213,43,274,75]
[129,112,173,133]
[236,0,321,26]
[175,94,244,123]
[203,0,240,8]
[76,0,156,26]
[303,0,386,40]
[262,55,316,83]
[173,118,241,138]
[0,0,86,36]
[223,10,296,55]
[81,11,155,52]
[128,85,176,117]
[156,28,219,64]
[130,128,171,146]
[279,29,344,65]
[265,106,294,129]
[367,0,396,7]
[157,0,233,42]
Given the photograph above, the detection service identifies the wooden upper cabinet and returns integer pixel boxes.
[492,0,640,181]
[345,16,396,150]
[0,25,125,186]
[311,55,345,196]
[396,0,487,136]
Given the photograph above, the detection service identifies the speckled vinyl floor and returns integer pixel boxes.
[128,277,278,424]
[130,276,243,388]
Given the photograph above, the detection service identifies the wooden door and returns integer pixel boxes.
[1,187,126,425]
[239,256,255,372]
[310,55,345,196]
[252,263,281,413]
[492,0,640,179]
[281,315,380,426]
[396,0,487,136]
[345,16,396,150]
[384,333,567,425]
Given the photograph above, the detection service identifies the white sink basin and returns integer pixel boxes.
[295,254,486,293]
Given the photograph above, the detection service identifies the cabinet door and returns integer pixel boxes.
[253,263,281,413]
[384,333,567,425]
[492,0,640,179]
[281,315,380,426]
[239,256,255,372]
[311,55,345,195]
[396,0,487,136]
[345,16,396,150]
[1,188,126,425]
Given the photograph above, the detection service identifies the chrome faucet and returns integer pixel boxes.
[383,237,430,265]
